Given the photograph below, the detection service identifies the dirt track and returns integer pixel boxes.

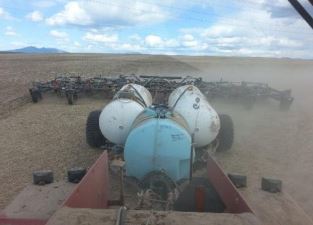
[0,54,313,222]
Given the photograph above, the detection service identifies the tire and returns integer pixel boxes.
[33,170,54,185]
[30,89,41,103]
[86,110,106,148]
[67,93,74,105]
[216,114,234,152]
[68,167,87,183]
[38,91,42,100]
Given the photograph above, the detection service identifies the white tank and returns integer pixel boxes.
[120,83,152,107]
[99,84,152,145]
[168,85,220,147]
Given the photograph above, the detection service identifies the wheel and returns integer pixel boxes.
[261,177,282,193]
[216,114,234,152]
[38,91,42,100]
[67,92,74,105]
[29,89,41,103]
[33,170,54,185]
[228,173,247,188]
[68,167,87,183]
[86,110,107,148]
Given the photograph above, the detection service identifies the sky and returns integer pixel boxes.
[0,0,312,58]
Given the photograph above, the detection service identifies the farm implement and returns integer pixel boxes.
[29,75,294,110]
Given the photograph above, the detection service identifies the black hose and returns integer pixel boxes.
[128,84,148,107]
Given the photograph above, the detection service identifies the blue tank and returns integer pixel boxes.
[124,106,192,182]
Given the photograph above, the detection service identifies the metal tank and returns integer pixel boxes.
[124,106,193,182]
[168,85,220,148]
[99,84,152,145]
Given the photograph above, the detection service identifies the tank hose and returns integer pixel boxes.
[115,84,148,107]
[127,84,148,107]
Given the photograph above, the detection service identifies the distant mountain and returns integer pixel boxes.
[7,46,67,54]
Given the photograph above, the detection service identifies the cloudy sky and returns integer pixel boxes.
[0,0,312,58]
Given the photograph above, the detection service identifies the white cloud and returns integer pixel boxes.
[47,1,92,26]
[115,43,144,52]
[180,34,204,49]
[0,7,11,19]
[182,34,194,42]
[50,30,70,44]
[145,35,163,47]
[277,38,302,48]
[46,0,171,28]
[50,30,68,39]
[144,35,179,48]
[26,11,44,22]
[4,26,17,36]
[33,0,312,58]
[83,32,118,43]
[201,25,235,38]
[178,1,312,58]
[74,41,81,47]
[0,7,5,17]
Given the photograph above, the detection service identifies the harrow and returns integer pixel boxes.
[29,74,294,109]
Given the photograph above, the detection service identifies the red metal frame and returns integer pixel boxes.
[195,186,205,212]
[0,151,253,225]
[0,151,110,225]
[206,155,253,213]
[63,151,109,209]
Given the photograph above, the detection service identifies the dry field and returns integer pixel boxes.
[0,54,313,222]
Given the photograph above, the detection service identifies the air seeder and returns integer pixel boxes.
[29,74,294,110]
[85,82,238,211]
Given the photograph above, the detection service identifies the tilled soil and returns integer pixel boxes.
[0,54,313,222]
[0,96,105,208]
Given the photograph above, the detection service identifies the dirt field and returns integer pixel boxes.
[0,54,313,222]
